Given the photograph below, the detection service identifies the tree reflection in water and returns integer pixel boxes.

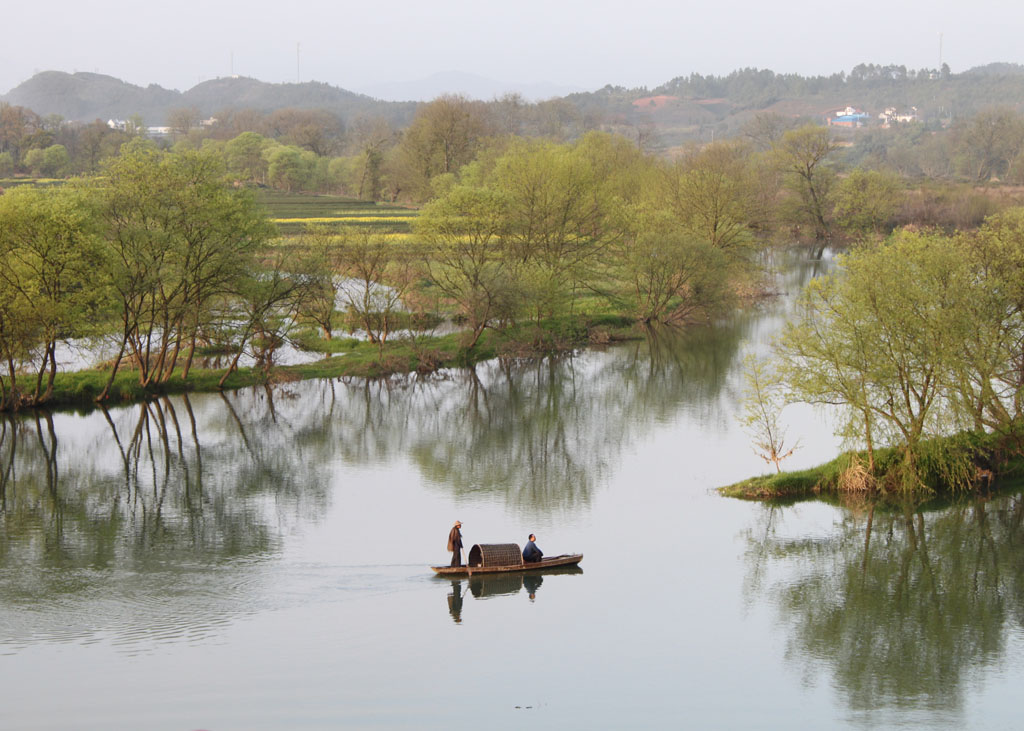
[743,493,1024,718]
[318,318,749,517]
[0,391,331,648]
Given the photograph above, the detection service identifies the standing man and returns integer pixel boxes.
[448,520,464,567]
[523,534,543,563]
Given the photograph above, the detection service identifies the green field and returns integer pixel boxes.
[257,192,418,235]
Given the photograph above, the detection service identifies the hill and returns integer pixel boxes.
[7,64,1024,149]
[1,71,417,126]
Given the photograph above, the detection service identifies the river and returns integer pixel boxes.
[1,253,1022,729]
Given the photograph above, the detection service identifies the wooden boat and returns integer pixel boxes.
[431,543,583,576]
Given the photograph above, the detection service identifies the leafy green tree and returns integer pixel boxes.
[616,229,727,325]
[91,141,273,398]
[662,141,762,255]
[40,144,70,177]
[0,186,104,403]
[225,131,270,183]
[22,147,45,175]
[958,209,1024,431]
[777,230,979,489]
[487,135,627,322]
[415,186,513,348]
[832,168,903,236]
[265,144,314,192]
[394,95,494,202]
[772,125,837,241]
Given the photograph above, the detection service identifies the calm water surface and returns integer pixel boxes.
[2,255,1023,729]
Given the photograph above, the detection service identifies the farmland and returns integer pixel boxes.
[257,192,418,235]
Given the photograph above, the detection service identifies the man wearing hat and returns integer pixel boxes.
[448,521,464,567]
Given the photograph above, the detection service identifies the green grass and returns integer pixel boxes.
[719,429,1024,502]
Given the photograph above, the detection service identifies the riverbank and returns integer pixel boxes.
[719,429,1024,502]
[5,314,639,413]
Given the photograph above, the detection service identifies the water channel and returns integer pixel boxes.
[2,254,1023,729]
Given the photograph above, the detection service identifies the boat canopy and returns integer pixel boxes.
[468,543,523,568]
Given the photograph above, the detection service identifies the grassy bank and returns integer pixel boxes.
[719,429,1024,502]
[13,315,639,413]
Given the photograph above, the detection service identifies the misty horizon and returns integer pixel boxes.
[2,0,1021,100]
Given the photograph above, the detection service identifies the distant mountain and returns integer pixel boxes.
[1,71,417,125]
[963,62,1024,77]
[358,71,587,102]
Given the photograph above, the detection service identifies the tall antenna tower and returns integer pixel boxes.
[939,32,943,68]
[296,42,301,83]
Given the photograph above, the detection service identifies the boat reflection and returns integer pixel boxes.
[442,566,583,623]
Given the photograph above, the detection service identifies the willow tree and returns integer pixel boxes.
[772,125,837,242]
[661,140,763,256]
[0,185,104,405]
[777,230,979,490]
[92,141,273,400]
[957,208,1024,432]
[415,186,512,349]
[486,133,632,322]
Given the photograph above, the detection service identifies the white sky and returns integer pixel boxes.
[1,0,1020,95]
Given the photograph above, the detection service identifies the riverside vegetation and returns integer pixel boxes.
[725,215,1024,500]
[6,97,1024,498]
[0,131,774,412]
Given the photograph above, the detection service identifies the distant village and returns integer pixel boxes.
[106,116,218,137]
[826,105,920,128]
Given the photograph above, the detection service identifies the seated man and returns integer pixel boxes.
[522,534,543,563]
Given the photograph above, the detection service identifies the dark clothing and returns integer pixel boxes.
[448,526,463,566]
[523,540,543,563]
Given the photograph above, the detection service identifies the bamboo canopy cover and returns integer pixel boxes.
[468,544,523,568]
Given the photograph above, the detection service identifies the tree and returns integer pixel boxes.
[953,107,1024,182]
[662,141,762,255]
[487,135,627,322]
[91,141,273,399]
[777,230,978,490]
[0,186,104,404]
[293,227,343,340]
[741,354,798,472]
[219,257,306,386]
[773,125,837,242]
[394,95,494,201]
[832,168,903,236]
[958,209,1024,431]
[616,229,728,325]
[415,186,512,348]
[335,228,417,356]
[167,106,201,139]
[225,131,270,183]
[265,144,314,192]
[40,144,70,177]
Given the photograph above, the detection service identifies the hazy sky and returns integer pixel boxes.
[1,0,1021,96]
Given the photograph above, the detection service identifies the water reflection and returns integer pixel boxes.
[0,392,331,650]
[442,566,583,623]
[743,493,1024,720]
